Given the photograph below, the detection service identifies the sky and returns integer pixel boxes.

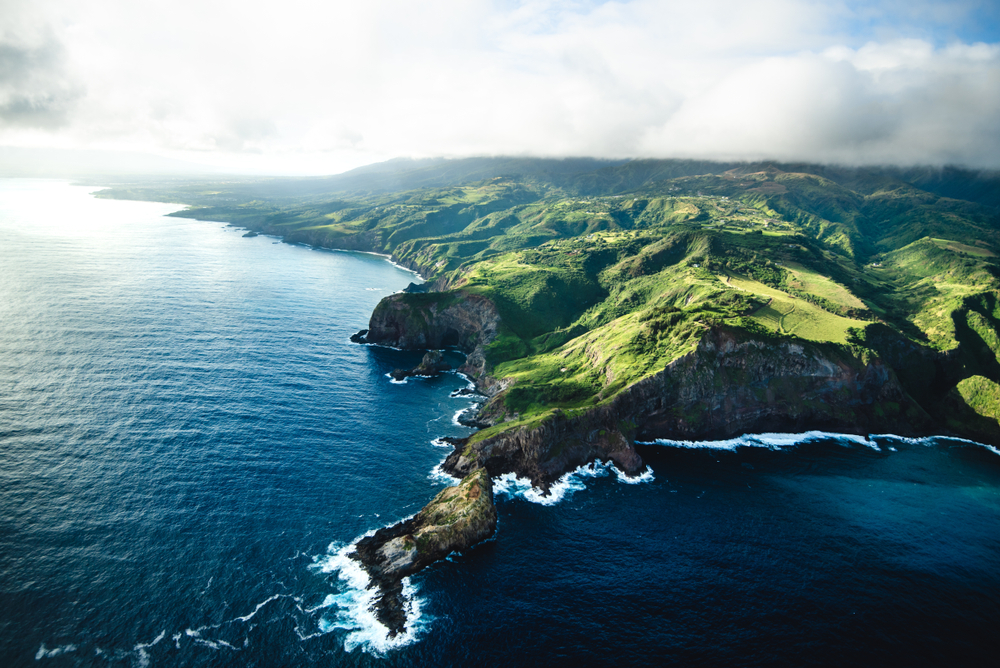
[1,0,999,175]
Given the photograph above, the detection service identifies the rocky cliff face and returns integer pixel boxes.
[364,291,502,378]
[442,328,928,488]
[349,469,497,636]
[360,289,942,490]
[625,328,929,440]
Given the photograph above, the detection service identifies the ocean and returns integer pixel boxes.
[1,179,998,666]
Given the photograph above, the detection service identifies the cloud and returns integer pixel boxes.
[642,41,1000,167]
[0,19,82,129]
[0,0,998,173]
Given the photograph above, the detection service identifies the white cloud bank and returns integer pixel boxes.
[1,0,998,174]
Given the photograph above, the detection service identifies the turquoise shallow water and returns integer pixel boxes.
[1,180,999,666]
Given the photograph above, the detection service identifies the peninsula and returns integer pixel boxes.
[98,157,1000,634]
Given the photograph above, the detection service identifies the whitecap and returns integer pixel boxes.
[386,373,407,385]
[134,630,166,666]
[235,594,282,622]
[494,462,603,505]
[35,644,78,660]
[309,539,428,655]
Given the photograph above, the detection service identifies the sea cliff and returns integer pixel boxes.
[359,291,985,491]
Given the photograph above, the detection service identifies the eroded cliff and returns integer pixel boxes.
[363,290,502,378]
[441,328,926,488]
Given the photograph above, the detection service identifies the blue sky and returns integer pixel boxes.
[1,0,998,174]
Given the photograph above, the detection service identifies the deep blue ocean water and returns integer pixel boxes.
[1,180,999,667]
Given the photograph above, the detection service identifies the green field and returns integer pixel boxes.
[723,274,866,343]
[782,262,868,310]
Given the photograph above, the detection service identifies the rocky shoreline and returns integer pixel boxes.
[347,285,997,636]
[347,469,497,637]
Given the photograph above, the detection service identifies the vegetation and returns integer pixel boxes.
[97,157,1000,440]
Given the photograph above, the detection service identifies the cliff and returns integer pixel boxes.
[363,291,502,378]
[349,469,497,636]
[441,328,927,488]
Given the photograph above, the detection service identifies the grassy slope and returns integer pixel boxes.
[97,159,1000,439]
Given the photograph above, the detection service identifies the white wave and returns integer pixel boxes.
[494,458,655,505]
[869,434,934,447]
[639,430,879,451]
[327,249,424,280]
[35,644,77,660]
[450,372,478,394]
[614,464,655,484]
[309,540,428,655]
[451,408,469,426]
[430,437,453,448]
[359,341,404,351]
[495,462,602,505]
[428,460,460,487]
[640,430,1000,456]
[306,594,338,614]
[134,631,166,668]
[386,373,407,385]
[235,594,282,623]
[870,433,1000,457]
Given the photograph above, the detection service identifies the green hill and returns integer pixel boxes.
[97,158,1000,445]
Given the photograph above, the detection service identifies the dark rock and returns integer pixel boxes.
[401,282,428,293]
[416,350,452,374]
[242,230,258,237]
[389,350,453,381]
[456,406,491,429]
[349,329,369,344]
[349,469,496,637]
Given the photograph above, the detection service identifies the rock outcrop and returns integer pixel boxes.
[349,469,497,636]
[364,291,501,378]
[389,350,452,381]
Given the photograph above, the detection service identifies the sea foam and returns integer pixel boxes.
[493,459,654,506]
[310,539,428,655]
[428,458,461,487]
[35,644,78,660]
[640,431,1000,457]
[639,430,880,451]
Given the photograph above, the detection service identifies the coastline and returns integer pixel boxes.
[89,182,1000,649]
